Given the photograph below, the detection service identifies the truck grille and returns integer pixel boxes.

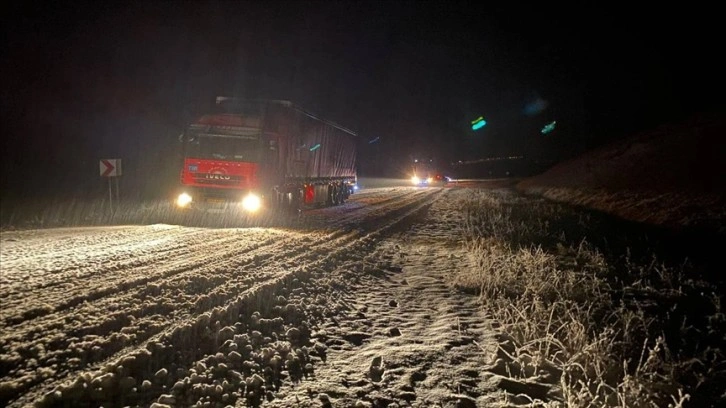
[192,174,244,186]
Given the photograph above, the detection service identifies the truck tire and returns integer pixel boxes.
[272,188,284,211]
[280,187,301,213]
[327,184,338,206]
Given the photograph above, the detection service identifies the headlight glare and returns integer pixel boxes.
[241,193,262,212]
[176,192,192,207]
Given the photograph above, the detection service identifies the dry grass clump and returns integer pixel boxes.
[455,236,608,305]
[452,190,724,407]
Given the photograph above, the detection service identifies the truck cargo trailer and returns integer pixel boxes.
[175,98,357,213]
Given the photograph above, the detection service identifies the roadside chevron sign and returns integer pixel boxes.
[100,159,122,177]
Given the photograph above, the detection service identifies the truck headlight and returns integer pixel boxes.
[411,176,420,185]
[241,193,262,212]
[176,192,192,207]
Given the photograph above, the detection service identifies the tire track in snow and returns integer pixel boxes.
[2,188,430,328]
[1,187,443,407]
[269,188,499,407]
[2,187,431,327]
[0,228,259,323]
[0,225,193,270]
[305,187,439,232]
[0,226,210,303]
[0,229,313,371]
[10,187,443,407]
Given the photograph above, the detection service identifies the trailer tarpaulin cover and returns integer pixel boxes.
[272,104,356,180]
[188,100,357,182]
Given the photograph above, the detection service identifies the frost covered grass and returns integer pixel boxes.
[451,189,725,407]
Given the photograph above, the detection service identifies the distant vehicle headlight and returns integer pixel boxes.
[426,177,433,183]
[176,192,193,207]
[241,193,262,212]
[411,176,421,185]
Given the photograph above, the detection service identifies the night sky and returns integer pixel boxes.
[3,1,724,200]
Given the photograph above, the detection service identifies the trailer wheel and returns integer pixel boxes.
[340,191,346,204]
[334,184,343,205]
[336,183,345,204]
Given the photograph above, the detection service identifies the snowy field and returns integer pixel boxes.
[1,184,723,407]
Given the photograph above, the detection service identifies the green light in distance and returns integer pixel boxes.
[471,116,486,130]
[541,121,556,134]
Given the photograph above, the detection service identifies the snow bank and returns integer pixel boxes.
[517,111,726,231]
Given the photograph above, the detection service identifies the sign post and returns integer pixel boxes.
[100,159,122,214]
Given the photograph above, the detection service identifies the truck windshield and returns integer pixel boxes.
[186,134,263,162]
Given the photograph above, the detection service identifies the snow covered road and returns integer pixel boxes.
[1,186,508,407]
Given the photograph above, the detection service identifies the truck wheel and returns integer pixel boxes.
[327,185,339,206]
[272,189,283,211]
[283,188,299,213]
